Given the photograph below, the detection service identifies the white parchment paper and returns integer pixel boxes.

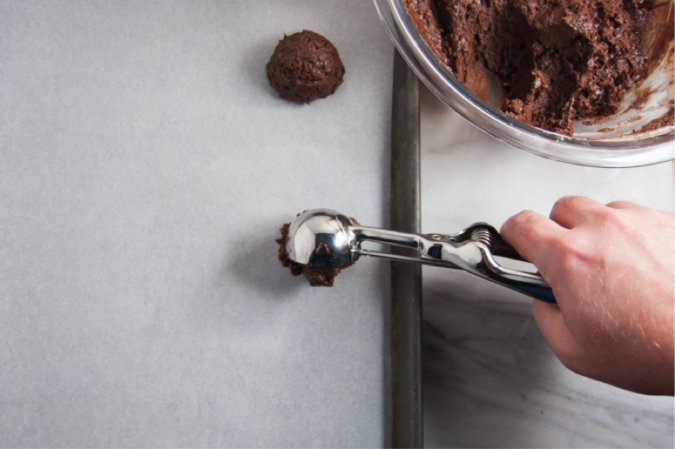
[0,1,394,447]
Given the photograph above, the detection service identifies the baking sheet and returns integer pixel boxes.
[0,1,394,446]
[390,51,422,448]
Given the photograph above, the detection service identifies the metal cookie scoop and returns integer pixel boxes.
[286,209,556,304]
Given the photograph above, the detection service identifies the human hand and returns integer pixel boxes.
[501,196,674,395]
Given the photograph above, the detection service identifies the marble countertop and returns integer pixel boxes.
[0,1,673,448]
[419,86,675,448]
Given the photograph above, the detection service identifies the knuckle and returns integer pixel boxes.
[606,200,630,209]
[601,208,636,234]
[554,195,585,213]
[594,206,615,223]
[551,236,588,275]
[510,210,538,233]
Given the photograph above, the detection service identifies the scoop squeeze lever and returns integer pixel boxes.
[285,209,556,304]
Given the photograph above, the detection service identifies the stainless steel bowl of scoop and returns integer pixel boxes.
[285,209,556,303]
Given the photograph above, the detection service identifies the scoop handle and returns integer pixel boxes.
[354,225,557,304]
[424,230,558,304]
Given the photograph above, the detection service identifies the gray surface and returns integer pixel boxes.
[0,1,394,447]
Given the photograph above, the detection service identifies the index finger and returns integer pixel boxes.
[500,210,567,276]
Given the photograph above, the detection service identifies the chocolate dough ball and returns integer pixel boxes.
[275,211,359,287]
[276,222,347,287]
[266,30,345,104]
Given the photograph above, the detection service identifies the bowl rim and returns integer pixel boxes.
[373,0,675,168]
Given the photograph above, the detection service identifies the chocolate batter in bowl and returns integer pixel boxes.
[374,0,674,167]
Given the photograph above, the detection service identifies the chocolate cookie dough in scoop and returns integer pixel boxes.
[275,211,356,287]
[266,30,345,104]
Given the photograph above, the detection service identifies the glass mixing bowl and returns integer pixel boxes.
[374,0,675,167]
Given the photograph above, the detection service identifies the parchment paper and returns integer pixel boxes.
[0,1,394,447]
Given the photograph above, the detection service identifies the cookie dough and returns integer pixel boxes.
[266,30,345,104]
[276,221,349,287]
[404,0,651,135]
